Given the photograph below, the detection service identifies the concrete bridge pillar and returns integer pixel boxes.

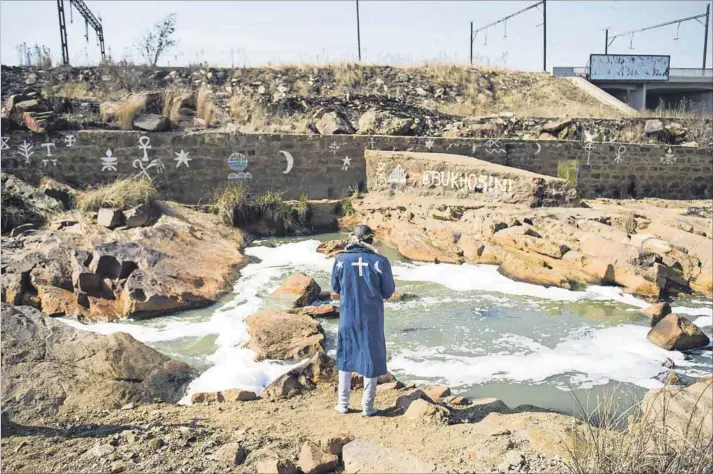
[629,84,647,111]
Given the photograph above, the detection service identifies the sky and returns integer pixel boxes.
[1,0,711,71]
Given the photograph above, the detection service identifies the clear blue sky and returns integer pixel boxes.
[1,1,711,71]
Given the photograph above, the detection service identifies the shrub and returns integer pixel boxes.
[117,93,148,130]
[213,183,249,226]
[76,178,157,213]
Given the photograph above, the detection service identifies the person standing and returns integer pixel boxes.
[331,224,396,416]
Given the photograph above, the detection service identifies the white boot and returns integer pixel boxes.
[335,370,351,414]
[362,376,378,416]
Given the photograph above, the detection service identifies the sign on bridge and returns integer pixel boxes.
[589,54,670,81]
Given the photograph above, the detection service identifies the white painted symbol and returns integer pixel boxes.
[584,141,593,166]
[133,158,165,180]
[484,139,505,155]
[375,161,388,188]
[18,141,34,164]
[368,137,376,149]
[0,137,9,151]
[387,165,407,185]
[661,147,676,166]
[352,256,369,277]
[374,261,383,274]
[425,139,435,150]
[342,155,351,171]
[471,143,478,154]
[228,172,252,180]
[41,142,56,156]
[613,145,626,164]
[101,149,117,171]
[337,260,344,270]
[63,134,76,147]
[41,159,57,167]
[174,149,192,168]
[138,136,152,162]
[280,150,294,174]
[534,143,542,155]
[329,141,341,155]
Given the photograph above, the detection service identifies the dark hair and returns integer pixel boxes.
[353,224,374,243]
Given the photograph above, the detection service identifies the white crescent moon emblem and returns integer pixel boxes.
[280,150,294,174]
[535,143,542,155]
[374,261,383,274]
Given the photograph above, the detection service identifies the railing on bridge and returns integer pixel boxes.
[553,67,713,80]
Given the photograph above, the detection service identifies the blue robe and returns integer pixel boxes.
[331,245,396,378]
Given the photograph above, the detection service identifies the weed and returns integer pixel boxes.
[340,200,355,216]
[212,182,249,226]
[76,178,157,213]
[117,93,148,130]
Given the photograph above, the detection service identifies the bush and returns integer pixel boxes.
[76,178,157,213]
[212,186,304,235]
[213,182,249,226]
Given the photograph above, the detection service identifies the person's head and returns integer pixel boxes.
[351,224,374,245]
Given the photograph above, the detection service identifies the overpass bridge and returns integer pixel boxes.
[554,66,713,114]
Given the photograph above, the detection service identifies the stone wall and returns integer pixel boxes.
[1,130,710,203]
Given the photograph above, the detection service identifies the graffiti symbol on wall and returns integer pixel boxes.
[471,143,478,154]
[63,134,76,148]
[174,149,192,168]
[375,162,388,188]
[0,136,9,151]
[342,156,351,171]
[42,158,58,167]
[138,136,152,162]
[661,147,676,166]
[280,151,294,174]
[133,158,165,180]
[329,141,341,155]
[422,170,513,193]
[584,141,593,166]
[18,141,34,164]
[424,139,435,150]
[368,137,376,149]
[484,139,505,155]
[101,149,118,172]
[534,143,542,156]
[613,145,626,164]
[387,165,407,185]
[42,141,56,157]
[228,152,252,179]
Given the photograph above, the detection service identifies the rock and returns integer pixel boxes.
[387,291,417,302]
[147,438,164,452]
[357,109,414,136]
[255,456,298,474]
[260,352,336,400]
[538,132,557,140]
[404,398,450,424]
[316,240,346,257]
[245,310,325,360]
[342,439,436,473]
[14,99,40,113]
[444,396,471,406]
[2,173,64,233]
[132,114,169,132]
[662,371,681,386]
[9,223,37,236]
[644,119,664,135]
[498,254,571,289]
[1,304,197,423]
[350,372,397,389]
[221,389,258,402]
[191,391,221,404]
[321,435,355,456]
[97,208,126,229]
[314,110,354,135]
[647,314,710,351]
[292,305,339,318]
[471,397,508,411]
[39,178,75,210]
[638,381,713,439]
[541,118,572,134]
[272,271,321,307]
[424,385,451,399]
[395,388,437,411]
[641,302,672,326]
[498,450,525,472]
[377,381,404,392]
[123,204,154,228]
[299,441,339,474]
[214,442,247,466]
[24,74,37,85]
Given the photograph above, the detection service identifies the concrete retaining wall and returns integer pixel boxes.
[1,130,710,203]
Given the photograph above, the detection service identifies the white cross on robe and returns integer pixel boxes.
[336,260,343,270]
[352,257,369,277]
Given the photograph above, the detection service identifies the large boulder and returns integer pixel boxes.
[313,109,354,135]
[1,173,64,233]
[647,314,710,351]
[641,302,672,326]
[497,254,571,289]
[342,439,436,473]
[260,352,336,400]
[245,310,325,360]
[357,109,414,136]
[404,398,450,425]
[298,441,339,474]
[133,114,169,132]
[1,304,197,423]
[638,381,713,440]
[271,271,322,307]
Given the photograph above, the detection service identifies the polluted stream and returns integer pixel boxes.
[61,234,713,414]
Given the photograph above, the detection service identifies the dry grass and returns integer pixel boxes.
[197,86,217,126]
[564,383,713,474]
[162,87,192,123]
[76,178,157,213]
[228,93,309,133]
[117,93,148,130]
[212,182,249,226]
[212,185,301,233]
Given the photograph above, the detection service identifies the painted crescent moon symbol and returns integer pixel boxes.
[280,151,294,174]
[535,143,542,155]
[374,261,383,274]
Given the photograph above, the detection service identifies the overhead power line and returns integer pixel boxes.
[56,0,106,66]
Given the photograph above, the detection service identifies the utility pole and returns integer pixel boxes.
[542,0,547,72]
[356,0,362,61]
[57,0,69,65]
[605,28,609,54]
[470,21,473,65]
[703,3,710,69]
[56,0,106,65]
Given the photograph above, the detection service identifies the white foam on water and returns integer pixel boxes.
[694,316,713,328]
[389,324,693,390]
[674,306,713,317]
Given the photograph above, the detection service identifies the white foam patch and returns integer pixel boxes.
[674,306,713,317]
[694,316,713,328]
[389,324,693,390]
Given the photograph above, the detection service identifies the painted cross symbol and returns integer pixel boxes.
[613,145,626,164]
[64,134,76,147]
[368,137,376,149]
[329,141,341,155]
[0,136,9,151]
[138,136,152,162]
[584,141,593,166]
[352,257,369,277]
[42,142,56,156]
[337,260,344,270]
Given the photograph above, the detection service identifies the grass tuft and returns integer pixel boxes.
[117,93,148,130]
[197,86,217,126]
[76,178,157,213]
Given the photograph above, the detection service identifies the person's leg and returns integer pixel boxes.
[335,370,351,413]
[362,376,378,416]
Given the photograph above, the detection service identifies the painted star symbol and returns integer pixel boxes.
[342,156,351,170]
[336,260,344,270]
[174,149,192,168]
[425,139,435,150]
